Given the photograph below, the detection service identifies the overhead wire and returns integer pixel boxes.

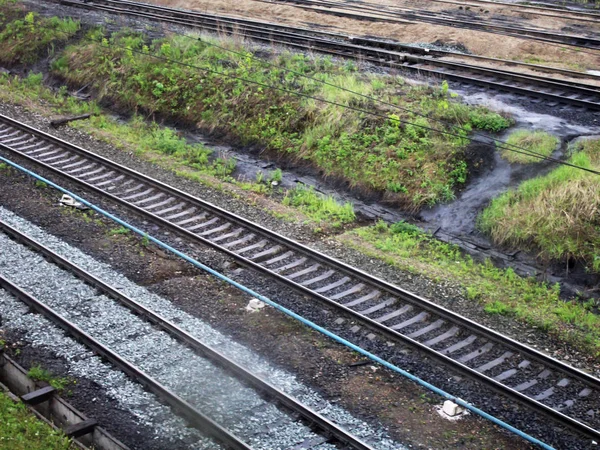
[76,33,600,176]
[185,33,578,166]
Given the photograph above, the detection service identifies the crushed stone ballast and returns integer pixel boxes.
[0,114,598,444]
[0,218,390,450]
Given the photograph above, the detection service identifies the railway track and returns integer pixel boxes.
[59,0,600,110]
[0,114,599,443]
[418,0,600,22]
[0,217,379,450]
[264,0,600,50]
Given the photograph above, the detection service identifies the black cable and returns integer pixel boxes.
[187,34,571,165]
[78,34,600,175]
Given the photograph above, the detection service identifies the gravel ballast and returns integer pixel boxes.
[0,206,402,449]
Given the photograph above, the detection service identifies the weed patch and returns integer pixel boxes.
[479,138,600,274]
[0,11,78,65]
[28,364,71,391]
[282,186,355,227]
[499,129,559,164]
[0,391,71,449]
[340,221,600,359]
[48,28,511,210]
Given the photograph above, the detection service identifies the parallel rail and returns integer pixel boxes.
[0,274,253,450]
[0,218,375,450]
[0,114,599,442]
[419,0,600,22]
[59,0,600,110]
[268,0,600,50]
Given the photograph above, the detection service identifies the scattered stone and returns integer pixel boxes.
[59,194,88,210]
[245,298,266,313]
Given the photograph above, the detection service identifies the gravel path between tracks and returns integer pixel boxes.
[0,206,402,450]
[145,0,600,71]
[0,293,215,450]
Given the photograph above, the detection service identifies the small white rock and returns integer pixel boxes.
[442,400,464,417]
[245,298,266,313]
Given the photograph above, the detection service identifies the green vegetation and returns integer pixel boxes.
[480,138,600,274]
[499,129,559,164]
[0,11,78,65]
[282,186,355,227]
[109,226,130,235]
[27,365,70,391]
[340,220,600,358]
[0,391,72,449]
[48,28,511,210]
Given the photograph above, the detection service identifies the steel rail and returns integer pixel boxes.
[65,0,600,83]
[416,0,600,22]
[59,0,600,110]
[0,274,253,450]
[0,115,599,441]
[349,36,600,83]
[269,0,600,50]
[0,218,375,450]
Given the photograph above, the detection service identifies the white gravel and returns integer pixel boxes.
[0,206,404,449]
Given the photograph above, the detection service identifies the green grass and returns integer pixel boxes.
[499,129,559,164]
[0,392,72,449]
[109,226,130,235]
[44,27,511,210]
[479,138,600,274]
[0,11,78,65]
[282,186,356,227]
[27,365,70,391]
[340,220,600,359]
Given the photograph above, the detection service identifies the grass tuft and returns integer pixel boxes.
[0,12,79,65]
[28,364,70,391]
[282,186,355,227]
[499,129,559,164]
[479,138,600,273]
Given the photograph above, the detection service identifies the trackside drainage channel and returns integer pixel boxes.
[0,154,556,450]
